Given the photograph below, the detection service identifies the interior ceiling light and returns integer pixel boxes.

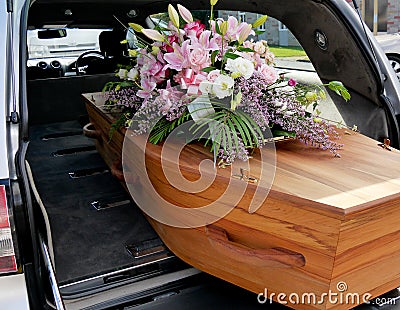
[314,29,328,50]
[64,9,73,16]
[127,9,138,18]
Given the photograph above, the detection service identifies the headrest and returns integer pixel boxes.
[99,30,126,57]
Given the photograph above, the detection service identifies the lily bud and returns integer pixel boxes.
[151,46,160,55]
[168,4,180,28]
[252,15,268,29]
[128,49,138,57]
[319,90,327,100]
[219,21,228,35]
[231,90,242,111]
[128,23,144,33]
[141,29,165,42]
[305,91,318,102]
[177,4,193,23]
[210,0,218,5]
[238,24,252,44]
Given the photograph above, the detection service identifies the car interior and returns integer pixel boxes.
[21,0,398,308]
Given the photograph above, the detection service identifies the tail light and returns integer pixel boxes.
[0,185,17,273]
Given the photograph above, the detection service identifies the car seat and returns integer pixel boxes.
[84,29,128,75]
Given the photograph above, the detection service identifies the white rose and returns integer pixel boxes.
[127,68,139,80]
[254,41,267,55]
[199,80,213,94]
[212,75,234,99]
[225,57,254,79]
[117,68,128,79]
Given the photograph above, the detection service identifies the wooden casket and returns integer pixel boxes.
[83,92,400,309]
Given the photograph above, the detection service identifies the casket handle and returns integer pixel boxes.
[83,122,102,140]
[206,225,305,268]
[111,158,124,182]
[111,158,138,184]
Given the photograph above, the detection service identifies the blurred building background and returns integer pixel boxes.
[219,1,399,47]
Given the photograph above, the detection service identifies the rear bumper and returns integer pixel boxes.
[0,273,30,309]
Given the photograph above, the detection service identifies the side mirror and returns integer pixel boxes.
[38,29,67,39]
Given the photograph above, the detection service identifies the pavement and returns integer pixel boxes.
[274,57,347,126]
[275,56,315,72]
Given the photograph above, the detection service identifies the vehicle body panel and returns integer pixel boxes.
[0,0,9,180]
[0,274,30,309]
[3,0,400,309]
[376,33,400,55]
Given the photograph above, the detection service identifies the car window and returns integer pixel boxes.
[27,28,106,59]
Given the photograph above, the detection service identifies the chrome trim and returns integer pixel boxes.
[59,255,173,290]
[39,234,65,310]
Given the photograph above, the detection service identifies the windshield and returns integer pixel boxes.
[27,28,106,59]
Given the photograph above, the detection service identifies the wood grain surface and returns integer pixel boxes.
[84,92,400,309]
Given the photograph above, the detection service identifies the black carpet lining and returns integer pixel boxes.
[26,120,160,285]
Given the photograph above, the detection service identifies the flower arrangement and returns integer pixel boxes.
[103,0,350,163]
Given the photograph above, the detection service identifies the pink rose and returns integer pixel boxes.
[184,20,206,38]
[207,69,221,82]
[189,47,210,71]
[288,78,297,87]
[257,64,278,84]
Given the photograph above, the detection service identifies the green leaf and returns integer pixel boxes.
[272,130,296,137]
[109,112,130,141]
[225,124,233,153]
[231,114,253,147]
[226,118,239,152]
[254,30,265,35]
[328,81,351,102]
[236,111,263,147]
[230,114,248,146]
[237,47,255,53]
[102,81,118,92]
[211,129,223,155]
[215,21,222,35]
[220,126,227,152]
[224,52,240,60]
[211,50,219,66]
[189,112,225,135]
[119,80,135,88]
[148,110,191,144]
[201,66,217,73]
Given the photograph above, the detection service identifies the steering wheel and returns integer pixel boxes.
[75,51,105,75]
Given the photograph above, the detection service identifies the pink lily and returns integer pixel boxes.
[190,30,219,51]
[163,40,191,71]
[137,78,157,103]
[141,29,165,42]
[237,22,255,42]
[238,24,253,44]
[177,4,193,23]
